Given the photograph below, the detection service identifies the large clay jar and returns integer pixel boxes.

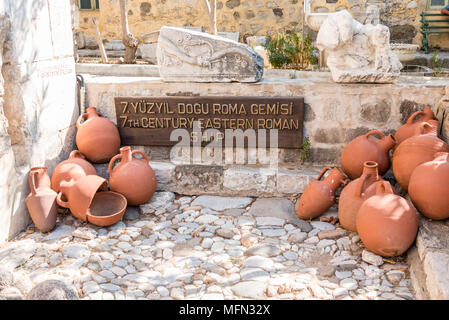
[296,167,347,220]
[51,150,97,193]
[25,167,57,233]
[75,107,121,163]
[108,146,157,206]
[356,181,418,257]
[409,152,449,220]
[340,130,396,180]
[392,120,449,190]
[394,106,435,148]
[56,175,108,222]
[338,161,383,232]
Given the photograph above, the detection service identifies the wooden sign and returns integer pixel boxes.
[114,96,305,148]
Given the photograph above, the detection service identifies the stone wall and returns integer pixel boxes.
[82,73,449,197]
[75,0,442,49]
[0,0,78,243]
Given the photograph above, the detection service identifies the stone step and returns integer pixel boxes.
[94,161,321,197]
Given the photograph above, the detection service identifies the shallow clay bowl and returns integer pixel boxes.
[86,191,127,227]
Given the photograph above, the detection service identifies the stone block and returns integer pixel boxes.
[173,165,224,194]
[313,127,344,144]
[423,251,449,300]
[156,26,263,82]
[360,100,391,123]
[150,161,175,191]
[223,166,276,193]
[276,169,315,195]
[138,43,157,64]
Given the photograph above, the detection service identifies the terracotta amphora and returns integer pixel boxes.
[56,175,108,222]
[338,161,383,232]
[356,181,418,257]
[75,107,121,163]
[51,150,97,193]
[296,167,347,220]
[392,120,449,190]
[25,167,57,233]
[340,130,396,180]
[394,106,436,149]
[108,146,157,206]
[409,152,449,220]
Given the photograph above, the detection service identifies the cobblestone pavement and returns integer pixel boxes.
[0,193,415,300]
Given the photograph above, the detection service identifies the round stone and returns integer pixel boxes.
[26,280,79,300]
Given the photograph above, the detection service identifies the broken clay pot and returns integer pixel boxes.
[56,175,108,222]
[86,191,127,227]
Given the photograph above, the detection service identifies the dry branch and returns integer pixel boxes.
[91,17,108,63]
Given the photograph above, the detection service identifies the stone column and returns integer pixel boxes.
[0,0,78,242]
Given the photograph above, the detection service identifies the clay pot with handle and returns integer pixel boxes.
[25,167,57,233]
[108,146,157,206]
[393,120,449,190]
[394,106,436,149]
[408,152,449,220]
[338,161,384,232]
[296,167,347,220]
[340,130,396,180]
[51,150,97,193]
[75,107,121,163]
[356,181,418,257]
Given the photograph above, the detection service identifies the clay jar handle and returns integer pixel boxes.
[415,121,437,136]
[132,150,149,163]
[364,130,386,141]
[375,181,394,195]
[406,110,426,125]
[56,192,70,208]
[107,154,123,174]
[69,150,86,160]
[353,173,369,198]
[76,113,89,129]
[316,167,332,181]
[28,170,40,196]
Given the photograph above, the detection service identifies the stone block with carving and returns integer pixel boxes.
[316,10,402,83]
[156,26,264,83]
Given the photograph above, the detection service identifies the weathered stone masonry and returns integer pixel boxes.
[0,0,78,243]
[76,1,441,49]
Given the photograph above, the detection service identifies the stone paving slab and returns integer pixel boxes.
[409,215,449,300]
[0,194,415,300]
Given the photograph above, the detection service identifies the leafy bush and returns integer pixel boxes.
[263,32,318,70]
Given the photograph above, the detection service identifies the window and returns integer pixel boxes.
[429,0,449,9]
[79,0,99,10]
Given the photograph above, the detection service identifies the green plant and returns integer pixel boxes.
[299,136,311,162]
[264,32,318,70]
[432,52,444,76]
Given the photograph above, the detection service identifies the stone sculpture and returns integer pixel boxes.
[156,26,264,82]
[316,10,402,83]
